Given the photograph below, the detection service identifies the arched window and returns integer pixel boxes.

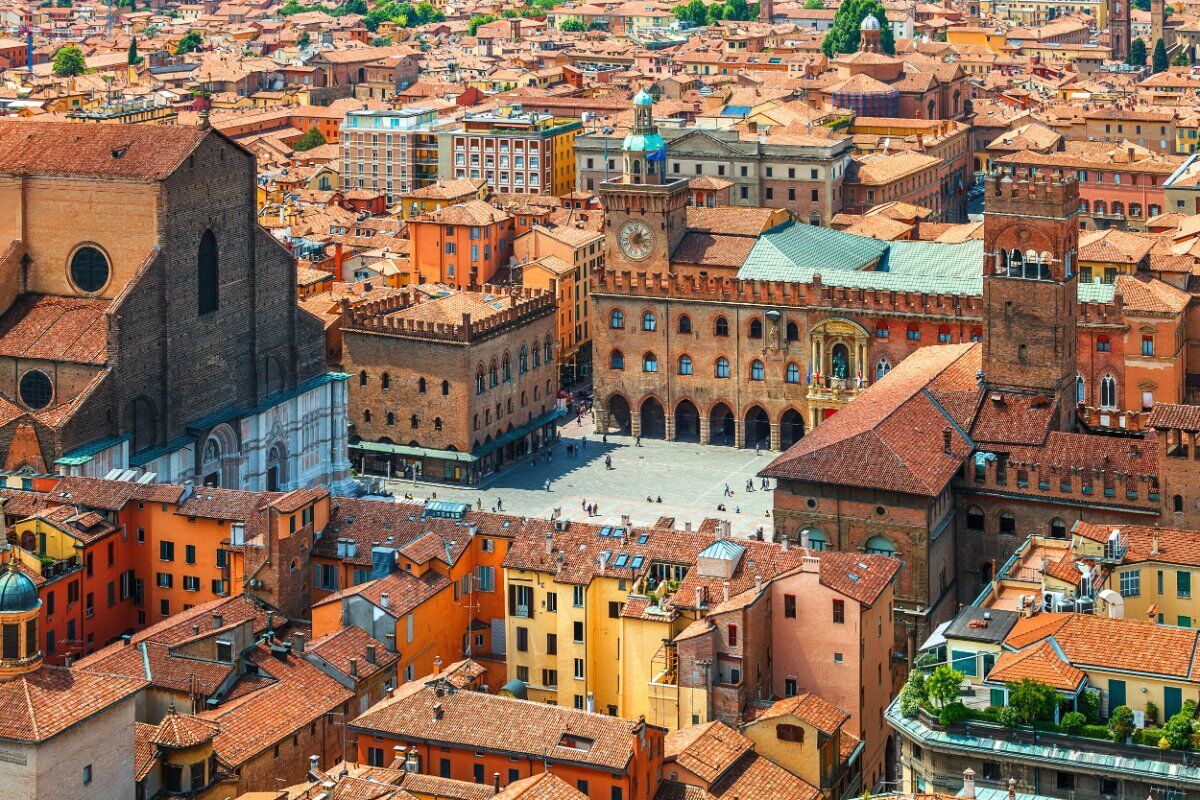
[434,417,443,431]
[875,320,889,339]
[442,380,450,396]
[386,412,395,425]
[359,370,367,387]
[643,352,658,372]
[198,230,219,315]
[1175,494,1185,513]
[416,376,424,393]
[502,354,512,381]
[544,337,552,364]
[1130,202,1143,218]
[864,536,895,556]
[715,357,730,378]
[1049,518,1067,538]
[363,409,371,423]
[611,309,625,329]
[642,311,657,331]
[750,360,764,381]
[970,327,982,343]
[1100,374,1117,409]
[1111,201,1124,217]
[476,368,485,395]
[906,322,920,341]
[70,245,110,294]
[785,363,800,383]
[678,315,692,334]
[519,344,529,374]
[786,321,799,341]
[966,506,984,531]
[749,319,763,339]
[1008,248,1024,277]
[473,414,480,431]
[715,316,729,337]
[411,414,419,428]
[800,528,828,551]
[1093,199,1107,216]
[610,350,625,370]
[875,359,891,380]
[1077,374,1085,404]
[489,360,498,387]
[999,513,1016,535]
[532,345,540,368]
[937,325,952,343]
[1096,334,1111,352]
[679,355,693,375]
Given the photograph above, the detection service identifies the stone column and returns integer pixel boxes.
[594,408,607,435]
[699,415,711,445]
[631,412,642,438]
[769,422,781,451]
[734,419,745,449]
[665,415,676,442]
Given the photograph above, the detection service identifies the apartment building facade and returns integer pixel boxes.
[440,105,582,197]
[341,107,445,202]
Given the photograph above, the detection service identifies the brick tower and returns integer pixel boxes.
[981,169,1081,430]
[1110,0,1130,62]
[598,90,689,274]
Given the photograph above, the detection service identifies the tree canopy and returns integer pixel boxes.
[360,0,442,31]
[467,13,496,34]
[52,45,86,76]
[1152,37,1168,73]
[176,31,204,54]
[821,0,894,56]
[128,36,142,65]
[292,127,328,152]
[673,0,754,26]
[1127,37,1147,66]
[559,18,585,31]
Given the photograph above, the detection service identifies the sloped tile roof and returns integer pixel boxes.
[0,665,146,743]
[987,640,1085,691]
[0,119,207,181]
[665,722,753,783]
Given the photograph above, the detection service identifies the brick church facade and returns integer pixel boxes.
[0,120,351,493]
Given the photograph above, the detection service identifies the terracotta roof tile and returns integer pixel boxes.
[0,119,206,181]
[0,295,110,365]
[0,665,145,743]
[665,722,753,783]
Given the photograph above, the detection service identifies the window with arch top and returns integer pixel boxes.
[750,360,764,381]
[748,319,763,339]
[610,309,624,329]
[642,311,657,331]
[679,355,693,375]
[786,321,799,341]
[198,230,219,315]
[715,357,730,378]
[643,352,658,373]
[864,535,895,556]
[610,350,625,370]
[785,363,800,383]
[678,315,692,334]
[714,316,729,337]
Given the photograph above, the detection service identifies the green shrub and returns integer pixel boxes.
[1161,705,1195,749]
[998,706,1022,728]
[1109,706,1136,742]
[1145,701,1159,726]
[1079,691,1101,723]
[1060,712,1087,735]
[939,702,970,726]
[1007,679,1058,724]
[927,665,965,709]
[1080,724,1111,740]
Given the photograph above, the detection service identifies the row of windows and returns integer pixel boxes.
[475,340,555,394]
[362,410,444,430]
[611,309,983,344]
[610,350,900,382]
[1080,199,1159,218]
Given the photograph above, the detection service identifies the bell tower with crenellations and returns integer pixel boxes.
[982,168,1081,430]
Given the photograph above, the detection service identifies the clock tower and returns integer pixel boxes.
[598,90,689,274]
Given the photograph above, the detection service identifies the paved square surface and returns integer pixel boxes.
[382,418,779,538]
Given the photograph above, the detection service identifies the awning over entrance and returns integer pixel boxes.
[473,407,566,458]
[350,441,478,463]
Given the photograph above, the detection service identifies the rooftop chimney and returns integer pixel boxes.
[386,632,396,651]
[962,769,976,800]
[366,644,377,664]
[292,632,305,653]
[213,613,224,629]
[433,702,444,721]
[722,580,730,604]
[494,772,502,792]
[943,427,953,454]
[545,531,554,555]
[266,610,275,631]
[781,537,789,552]
[349,657,359,677]
[380,593,390,609]
[310,754,320,774]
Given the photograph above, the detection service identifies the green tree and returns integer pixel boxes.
[821,0,894,56]
[1006,679,1057,724]
[467,13,496,34]
[371,35,393,44]
[336,0,368,14]
[1108,705,1136,743]
[898,669,928,717]
[1161,700,1198,749]
[52,45,86,76]
[673,0,707,25]
[1153,37,1168,72]
[1173,49,1190,66]
[804,0,824,7]
[292,126,328,151]
[1127,37,1147,66]
[297,31,311,47]
[1133,0,1150,8]
[925,665,965,709]
[176,30,204,54]
[560,18,584,30]
[127,36,142,65]
[1060,711,1087,735]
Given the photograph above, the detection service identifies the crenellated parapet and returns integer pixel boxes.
[341,284,554,344]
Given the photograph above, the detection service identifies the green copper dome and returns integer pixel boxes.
[0,561,38,613]
[622,132,665,153]
[633,89,654,106]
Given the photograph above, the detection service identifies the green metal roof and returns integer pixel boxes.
[737,222,985,296]
[350,441,477,463]
[622,132,664,153]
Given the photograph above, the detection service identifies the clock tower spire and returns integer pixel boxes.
[598,90,689,273]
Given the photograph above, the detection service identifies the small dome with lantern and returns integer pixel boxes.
[0,560,38,613]
[860,13,880,30]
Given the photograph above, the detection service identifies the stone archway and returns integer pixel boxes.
[780,408,805,450]
[675,400,700,443]
[606,395,631,435]
[709,403,735,447]
[640,397,666,439]
[744,406,770,449]
[266,442,287,492]
[199,423,240,488]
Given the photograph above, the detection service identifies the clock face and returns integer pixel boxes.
[618,220,655,261]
